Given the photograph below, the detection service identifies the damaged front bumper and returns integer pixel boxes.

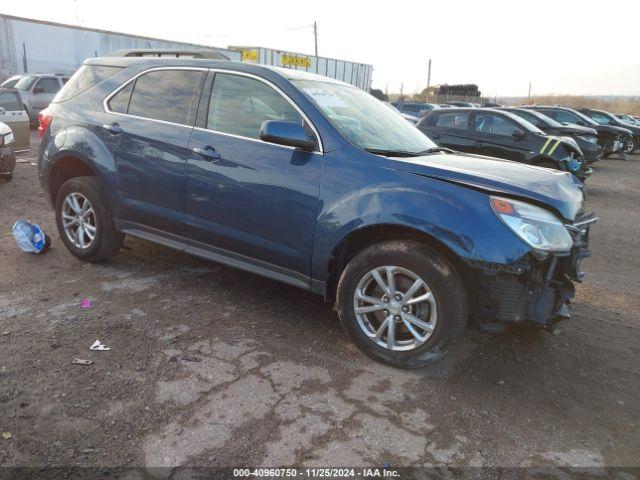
[466,212,597,329]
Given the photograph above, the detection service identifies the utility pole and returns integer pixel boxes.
[528,82,532,103]
[400,83,404,100]
[427,59,432,100]
[313,21,318,57]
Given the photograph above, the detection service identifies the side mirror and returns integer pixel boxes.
[260,120,315,151]
[33,87,44,94]
[0,107,5,115]
[512,129,526,140]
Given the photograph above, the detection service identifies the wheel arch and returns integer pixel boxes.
[324,224,469,306]
[48,154,98,205]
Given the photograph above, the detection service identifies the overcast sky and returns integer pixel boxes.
[3,0,640,96]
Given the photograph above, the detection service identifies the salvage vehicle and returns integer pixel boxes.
[417,108,591,179]
[38,54,595,368]
[525,106,632,158]
[0,88,30,151]
[13,73,70,127]
[499,107,601,163]
[615,114,640,126]
[576,107,640,154]
[0,121,16,180]
[392,102,440,117]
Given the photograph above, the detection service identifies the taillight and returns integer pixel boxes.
[38,107,53,138]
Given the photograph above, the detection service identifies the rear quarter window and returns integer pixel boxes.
[53,65,122,103]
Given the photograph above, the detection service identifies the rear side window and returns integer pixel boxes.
[124,70,203,125]
[434,112,469,130]
[55,65,122,102]
[0,91,22,111]
[207,73,302,139]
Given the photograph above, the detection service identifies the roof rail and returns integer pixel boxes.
[107,49,229,60]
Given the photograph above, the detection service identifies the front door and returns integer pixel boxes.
[93,68,206,236]
[468,112,529,161]
[0,90,30,150]
[185,71,323,280]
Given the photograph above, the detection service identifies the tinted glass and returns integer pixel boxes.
[510,110,546,128]
[108,82,134,114]
[35,78,61,94]
[474,113,517,136]
[0,92,22,111]
[128,70,203,124]
[434,112,469,130]
[208,73,302,139]
[588,112,613,125]
[403,104,420,112]
[55,65,122,102]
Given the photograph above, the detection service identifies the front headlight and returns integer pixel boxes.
[490,196,573,253]
[5,132,14,145]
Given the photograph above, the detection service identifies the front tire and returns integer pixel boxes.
[55,176,123,262]
[336,240,468,369]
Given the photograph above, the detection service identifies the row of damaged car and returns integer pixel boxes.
[409,104,638,181]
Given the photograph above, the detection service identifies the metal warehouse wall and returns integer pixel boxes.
[232,46,373,91]
[0,15,374,91]
[0,15,240,78]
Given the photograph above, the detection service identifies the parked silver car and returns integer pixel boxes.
[12,73,70,127]
[0,88,29,150]
[0,75,23,89]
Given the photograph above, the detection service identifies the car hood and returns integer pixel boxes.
[388,153,584,221]
[592,124,634,137]
[558,124,598,136]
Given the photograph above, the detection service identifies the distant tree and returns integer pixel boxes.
[370,88,388,101]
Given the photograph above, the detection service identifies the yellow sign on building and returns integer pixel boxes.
[242,50,259,62]
[281,54,311,69]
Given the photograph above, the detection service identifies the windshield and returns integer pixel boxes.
[511,109,563,128]
[1,76,21,88]
[14,75,37,91]
[569,110,598,126]
[294,80,437,155]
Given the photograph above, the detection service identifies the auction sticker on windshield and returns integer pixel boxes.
[302,87,348,108]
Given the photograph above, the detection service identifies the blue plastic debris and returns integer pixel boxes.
[11,220,50,254]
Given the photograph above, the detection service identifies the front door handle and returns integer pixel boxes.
[192,146,221,161]
[102,122,123,135]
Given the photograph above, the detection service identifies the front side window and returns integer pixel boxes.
[474,113,518,136]
[207,73,303,140]
[588,112,613,125]
[113,69,203,124]
[0,92,22,111]
[14,75,36,91]
[35,78,61,94]
[295,80,436,154]
[434,112,469,130]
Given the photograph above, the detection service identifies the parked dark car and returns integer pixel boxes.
[615,114,640,126]
[0,121,16,180]
[576,108,640,154]
[500,107,602,163]
[392,102,440,117]
[417,108,591,179]
[446,101,477,108]
[38,55,594,368]
[525,106,632,158]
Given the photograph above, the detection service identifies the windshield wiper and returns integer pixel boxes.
[416,147,456,155]
[364,148,421,157]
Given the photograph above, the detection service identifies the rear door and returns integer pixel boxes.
[423,110,471,152]
[94,67,206,236]
[185,71,323,279]
[468,111,529,161]
[0,90,30,150]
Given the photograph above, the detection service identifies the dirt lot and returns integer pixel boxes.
[1,133,639,476]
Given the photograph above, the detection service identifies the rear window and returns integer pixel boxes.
[53,65,122,102]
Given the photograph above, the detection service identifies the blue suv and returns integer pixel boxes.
[38,55,595,368]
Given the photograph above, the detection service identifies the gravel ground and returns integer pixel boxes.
[0,133,638,476]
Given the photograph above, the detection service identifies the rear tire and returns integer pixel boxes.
[0,173,12,182]
[336,240,468,369]
[55,176,123,262]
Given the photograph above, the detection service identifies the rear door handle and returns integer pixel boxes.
[102,122,123,135]
[192,146,221,161]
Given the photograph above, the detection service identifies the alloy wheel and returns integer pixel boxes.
[353,266,437,351]
[61,192,97,250]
